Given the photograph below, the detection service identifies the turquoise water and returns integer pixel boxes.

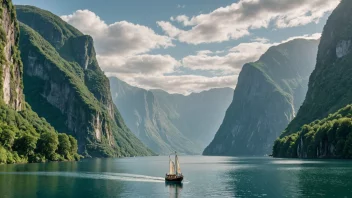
[0,156,351,197]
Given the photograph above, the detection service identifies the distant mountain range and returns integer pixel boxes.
[109,77,233,154]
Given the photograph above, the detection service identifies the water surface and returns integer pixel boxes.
[0,156,351,197]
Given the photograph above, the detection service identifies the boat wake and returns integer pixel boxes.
[0,172,166,183]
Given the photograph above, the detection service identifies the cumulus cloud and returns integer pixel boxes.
[182,33,321,73]
[280,33,322,43]
[62,10,173,56]
[107,73,236,95]
[104,33,320,94]
[182,41,272,73]
[157,0,339,44]
[97,54,180,75]
[61,8,323,95]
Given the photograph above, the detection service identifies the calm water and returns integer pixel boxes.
[0,156,351,198]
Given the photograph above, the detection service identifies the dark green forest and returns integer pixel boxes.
[274,105,352,158]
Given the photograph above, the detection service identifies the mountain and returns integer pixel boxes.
[273,0,352,159]
[0,0,80,164]
[109,77,233,154]
[109,78,198,154]
[16,5,153,157]
[203,39,319,156]
[151,88,234,148]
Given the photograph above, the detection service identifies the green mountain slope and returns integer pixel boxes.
[0,0,79,164]
[110,77,234,154]
[274,0,352,158]
[17,5,153,157]
[203,39,319,156]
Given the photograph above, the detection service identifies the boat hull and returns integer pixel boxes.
[165,175,183,183]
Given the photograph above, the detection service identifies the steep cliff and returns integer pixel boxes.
[203,39,319,156]
[110,77,233,154]
[0,0,23,110]
[0,0,80,164]
[274,0,352,159]
[17,5,153,157]
[281,0,352,135]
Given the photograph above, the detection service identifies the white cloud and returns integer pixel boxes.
[104,33,320,94]
[97,54,180,75]
[99,53,236,95]
[173,15,192,26]
[182,33,321,73]
[62,10,173,56]
[156,21,182,38]
[61,9,323,95]
[157,0,339,44]
[107,73,236,95]
[281,33,322,43]
[196,50,213,56]
[182,41,272,73]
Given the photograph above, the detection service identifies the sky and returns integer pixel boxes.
[13,0,340,95]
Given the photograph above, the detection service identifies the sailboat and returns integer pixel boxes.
[165,152,183,182]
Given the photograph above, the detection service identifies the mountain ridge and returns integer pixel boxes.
[273,0,352,159]
[17,5,153,157]
[203,38,319,156]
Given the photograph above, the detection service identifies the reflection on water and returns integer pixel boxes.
[0,156,352,197]
[165,182,183,198]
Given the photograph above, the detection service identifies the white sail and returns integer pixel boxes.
[175,154,181,175]
[177,160,181,174]
[169,158,175,175]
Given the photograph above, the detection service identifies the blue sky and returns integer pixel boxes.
[13,0,339,94]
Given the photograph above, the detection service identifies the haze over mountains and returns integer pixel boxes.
[110,77,233,154]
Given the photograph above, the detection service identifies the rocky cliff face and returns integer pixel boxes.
[0,0,81,164]
[17,6,153,157]
[110,77,234,154]
[0,1,23,111]
[203,39,319,156]
[283,0,352,135]
[274,0,352,159]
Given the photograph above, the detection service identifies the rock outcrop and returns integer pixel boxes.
[0,1,23,110]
